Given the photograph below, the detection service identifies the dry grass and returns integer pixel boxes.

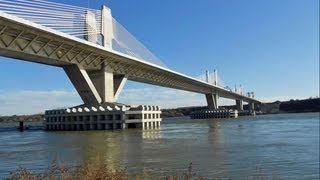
[7,161,280,180]
[7,159,128,180]
[7,161,206,180]
[166,163,204,180]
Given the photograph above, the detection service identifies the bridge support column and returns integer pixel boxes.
[236,99,243,111]
[256,103,261,111]
[248,102,255,111]
[63,64,102,106]
[114,74,127,101]
[64,64,127,106]
[206,93,219,110]
[88,65,114,103]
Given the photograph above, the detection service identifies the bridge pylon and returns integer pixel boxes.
[64,5,127,106]
[206,93,219,110]
[205,69,219,110]
[236,99,244,111]
[248,102,255,111]
[101,5,113,49]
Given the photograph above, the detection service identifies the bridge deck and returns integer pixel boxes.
[0,12,260,103]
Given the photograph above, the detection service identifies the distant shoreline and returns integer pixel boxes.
[0,114,44,123]
[161,98,320,118]
[0,98,319,122]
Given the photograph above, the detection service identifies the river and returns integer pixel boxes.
[0,113,319,179]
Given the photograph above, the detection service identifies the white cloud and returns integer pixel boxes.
[0,90,81,115]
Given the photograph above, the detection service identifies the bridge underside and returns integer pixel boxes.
[0,13,260,108]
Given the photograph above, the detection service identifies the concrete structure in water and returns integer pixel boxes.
[0,1,261,130]
[45,105,161,131]
[191,110,238,119]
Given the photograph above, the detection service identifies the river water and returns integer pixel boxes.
[0,113,319,179]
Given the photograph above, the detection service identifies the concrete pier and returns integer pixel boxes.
[249,102,255,111]
[45,104,161,131]
[19,121,24,132]
[190,110,238,119]
[238,110,256,116]
[236,99,244,111]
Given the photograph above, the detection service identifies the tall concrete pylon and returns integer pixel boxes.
[248,102,255,111]
[206,70,209,82]
[213,69,218,86]
[236,99,243,111]
[63,5,127,106]
[206,93,219,110]
[101,5,114,49]
[205,69,219,110]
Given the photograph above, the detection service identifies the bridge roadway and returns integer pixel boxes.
[0,11,260,108]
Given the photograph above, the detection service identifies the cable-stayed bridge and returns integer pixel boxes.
[0,0,260,111]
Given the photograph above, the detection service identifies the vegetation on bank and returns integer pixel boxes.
[7,160,282,180]
[7,160,206,180]
[0,114,43,123]
[278,98,320,113]
[7,160,128,180]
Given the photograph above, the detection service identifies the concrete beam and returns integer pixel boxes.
[114,74,127,101]
[236,99,243,111]
[63,64,102,106]
[206,93,219,110]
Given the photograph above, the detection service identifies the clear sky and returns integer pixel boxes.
[0,0,319,115]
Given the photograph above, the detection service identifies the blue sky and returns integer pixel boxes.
[0,0,319,115]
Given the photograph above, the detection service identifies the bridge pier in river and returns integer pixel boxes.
[205,69,219,110]
[45,105,162,131]
[249,102,255,111]
[206,93,219,110]
[236,99,244,111]
[63,6,127,107]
